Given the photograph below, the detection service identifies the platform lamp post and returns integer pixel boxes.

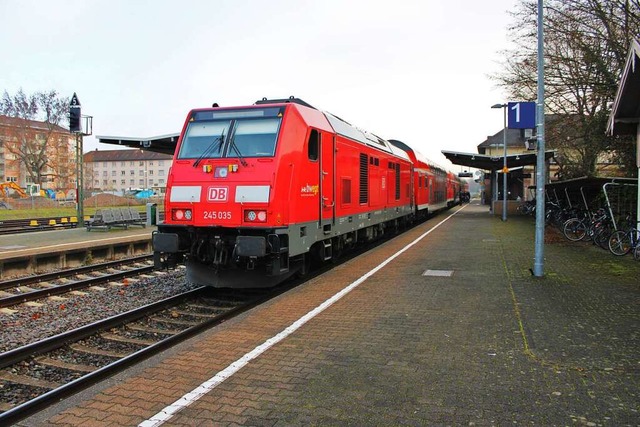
[491,103,508,221]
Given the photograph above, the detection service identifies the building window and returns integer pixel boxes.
[130,179,135,185]
[149,170,154,175]
[130,170,135,175]
[139,179,144,185]
[159,170,165,176]
[121,170,126,175]
[102,171,108,177]
[121,179,126,185]
[159,160,164,166]
[111,170,116,176]
[139,161,144,166]
[139,170,144,176]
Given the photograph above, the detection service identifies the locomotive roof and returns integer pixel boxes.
[388,139,448,173]
[255,97,411,161]
[322,112,409,161]
[98,99,409,162]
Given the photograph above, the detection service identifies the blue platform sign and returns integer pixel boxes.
[508,101,536,129]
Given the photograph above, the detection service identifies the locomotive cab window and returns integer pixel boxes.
[307,129,319,161]
[178,110,282,160]
[178,121,231,159]
[228,118,279,158]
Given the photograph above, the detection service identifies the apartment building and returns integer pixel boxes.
[0,115,76,191]
[83,149,173,195]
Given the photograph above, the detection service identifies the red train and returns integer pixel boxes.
[152,97,461,287]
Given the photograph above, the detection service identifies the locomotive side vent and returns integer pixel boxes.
[359,153,368,204]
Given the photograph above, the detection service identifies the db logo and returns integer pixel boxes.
[207,186,229,202]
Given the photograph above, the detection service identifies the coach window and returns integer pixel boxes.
[308,129,319,161]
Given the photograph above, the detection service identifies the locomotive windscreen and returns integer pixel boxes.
[178,107,283,160]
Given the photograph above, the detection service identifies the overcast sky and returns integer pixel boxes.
[0,0,519,169]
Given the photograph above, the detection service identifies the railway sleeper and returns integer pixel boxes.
[0,371,61,389]
[34,356,96,373]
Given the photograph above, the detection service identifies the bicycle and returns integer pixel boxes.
[562,208,612,246]
[608,218,640,256]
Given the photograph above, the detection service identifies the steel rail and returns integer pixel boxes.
[0,254,153,291]
[0,285,288,426]
[0,265,155,308]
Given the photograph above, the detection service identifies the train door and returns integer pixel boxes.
[428,174,434,208]
[319,131,335,228]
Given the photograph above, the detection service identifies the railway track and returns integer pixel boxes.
[0,217,81,235]
[0,209,453,424]
[0,255,155,309]
[0,286,280,424]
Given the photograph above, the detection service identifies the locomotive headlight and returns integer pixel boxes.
[244,209,267,223]
[214,166,228,178]
[172,208,193,221]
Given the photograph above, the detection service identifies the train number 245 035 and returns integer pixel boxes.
[203,211,232,220]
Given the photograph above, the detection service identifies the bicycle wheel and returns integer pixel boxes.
[594,223,613,249]
[608,230,632,256]
[634,245,640,261]
[563,218,587,241]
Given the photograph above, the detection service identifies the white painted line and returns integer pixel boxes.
[139,206,466,427]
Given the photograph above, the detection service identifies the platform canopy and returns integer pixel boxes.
[441,150,556,171]
[97,133,180,156]
[606,38,640,137]
[606,38,640,231]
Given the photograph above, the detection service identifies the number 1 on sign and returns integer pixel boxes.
[511,103,520,123]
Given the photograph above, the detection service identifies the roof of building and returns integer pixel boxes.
[83,149,173,162]
[477,128,529,153]
[0,115,69,134]
[607,38,640,136]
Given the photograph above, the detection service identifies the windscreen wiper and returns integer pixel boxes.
[228,137,248,167]
[193,130,225,168]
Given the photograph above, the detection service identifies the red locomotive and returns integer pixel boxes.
[153,97,460,287]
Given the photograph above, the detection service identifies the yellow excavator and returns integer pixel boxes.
[0,182,29,198]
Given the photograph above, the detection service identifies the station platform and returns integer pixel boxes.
[20,202,640,426]
[0,226,154,278]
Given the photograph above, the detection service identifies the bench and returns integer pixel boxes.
[86,207,146,231]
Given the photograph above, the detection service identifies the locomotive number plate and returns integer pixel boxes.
[204,211,232,220]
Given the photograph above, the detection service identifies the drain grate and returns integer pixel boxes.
[422,270,454,277]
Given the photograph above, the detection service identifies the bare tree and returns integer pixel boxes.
[494,0,640,178]
[0,88,73,188]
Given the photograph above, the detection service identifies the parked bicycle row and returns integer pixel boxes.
[518,199,640,260]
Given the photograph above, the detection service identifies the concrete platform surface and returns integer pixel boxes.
[0,226,154,259]
[18,202,640,426]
